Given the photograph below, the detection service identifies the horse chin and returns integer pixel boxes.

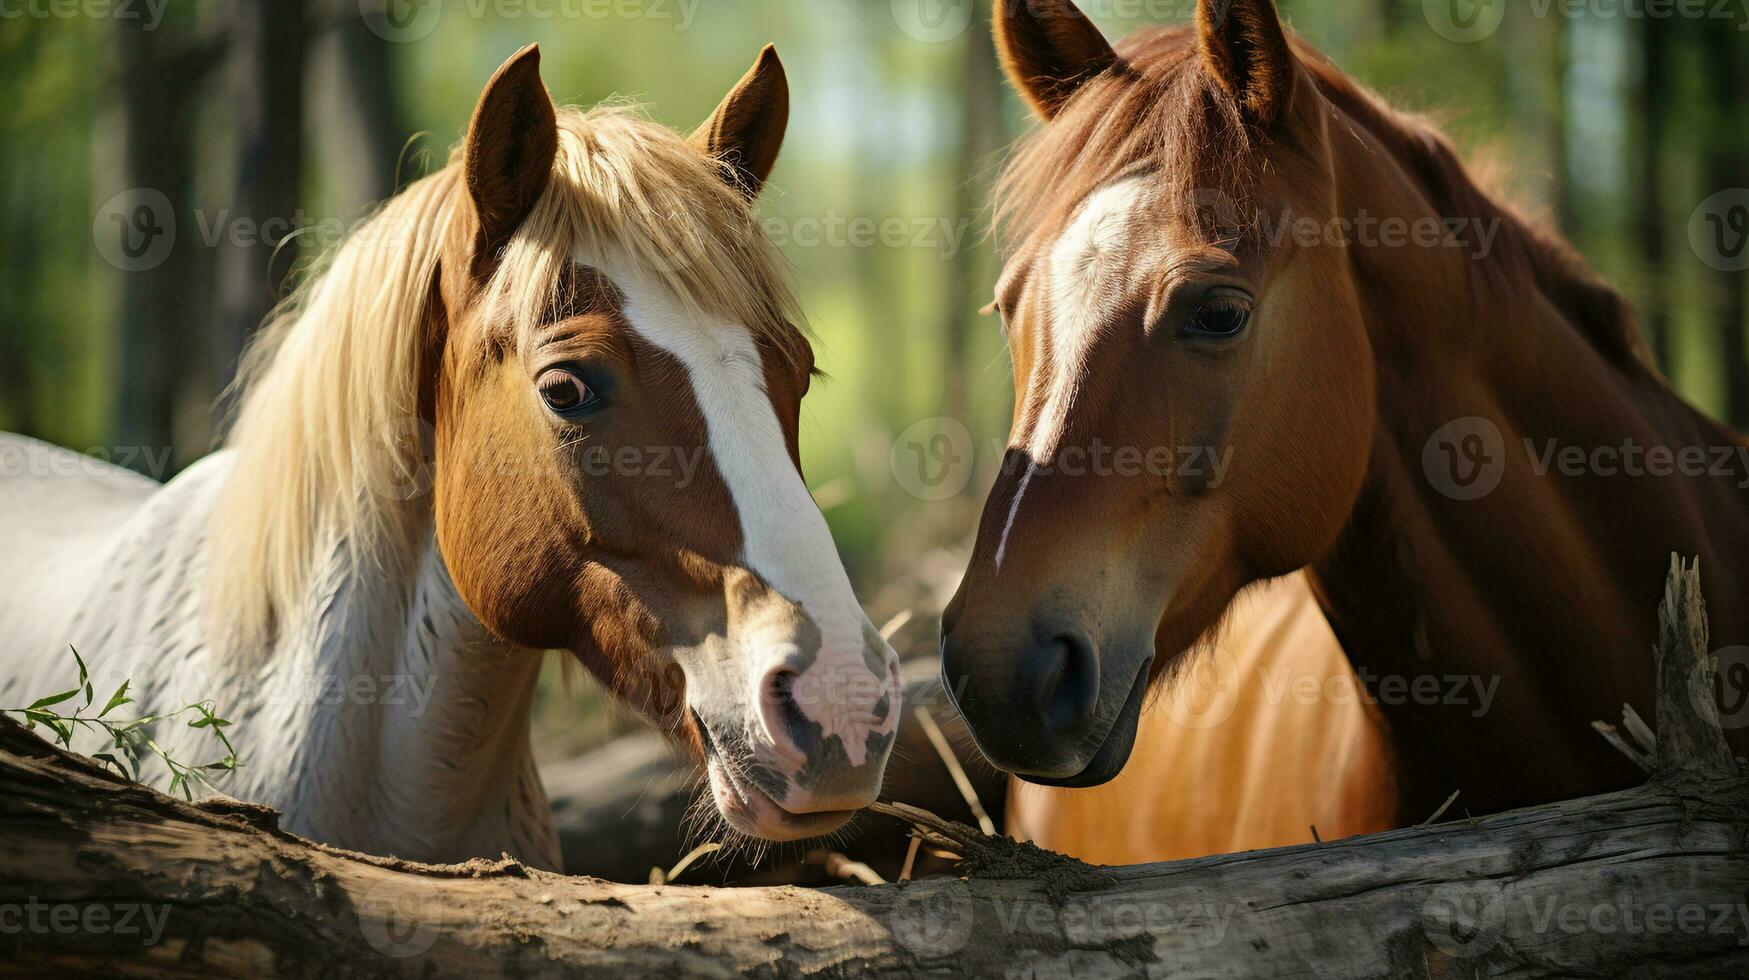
[1016,660,1151,789]
[705,758,855,841]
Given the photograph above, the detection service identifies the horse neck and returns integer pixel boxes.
[1304,100,1749,816]
[281,518,554,866]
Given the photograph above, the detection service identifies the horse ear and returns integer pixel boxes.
[691,45,789,198]
[464,43,558,254]
[1196,0,1295,127]
[993,0,1117,120]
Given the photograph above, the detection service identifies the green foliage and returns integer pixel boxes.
[3,646,240,801]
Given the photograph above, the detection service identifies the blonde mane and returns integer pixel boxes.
[205,105,804,659]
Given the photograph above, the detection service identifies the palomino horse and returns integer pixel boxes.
[943,0,1749,859]
[0,45,900,870]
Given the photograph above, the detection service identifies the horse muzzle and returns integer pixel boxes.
[940,621,1152,787]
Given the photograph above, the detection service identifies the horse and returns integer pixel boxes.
[0,43,901,871]
[941,0,1749,857]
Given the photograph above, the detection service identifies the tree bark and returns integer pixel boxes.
[4,560,1747,977]
[0,716,1745,978]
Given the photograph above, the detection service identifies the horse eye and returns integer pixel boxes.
[1184,296,1251,339]
[537,369,598,416]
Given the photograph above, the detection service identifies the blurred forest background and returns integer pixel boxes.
[2,0,1747,755]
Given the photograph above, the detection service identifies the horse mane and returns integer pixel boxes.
[994,25,1648,369]
[205,105,803,659]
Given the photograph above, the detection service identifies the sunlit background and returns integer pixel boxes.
[4,0,1747,757]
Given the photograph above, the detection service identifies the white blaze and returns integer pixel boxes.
[600,254,891,766]
[996,175,1149,569]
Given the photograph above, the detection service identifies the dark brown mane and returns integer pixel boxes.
[995,25,1649,369]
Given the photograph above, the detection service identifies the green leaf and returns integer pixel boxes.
[84,681,94,710]
[24,711,73,744]
[69,645,88,689]
[188,716,212,729]
[99,681,132,718]
[26,688,79,711]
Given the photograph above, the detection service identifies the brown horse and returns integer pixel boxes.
[942,0,1749,842]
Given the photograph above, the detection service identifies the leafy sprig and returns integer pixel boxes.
[4,645,240,799]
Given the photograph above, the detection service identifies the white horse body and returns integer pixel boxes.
[0,433,560,869]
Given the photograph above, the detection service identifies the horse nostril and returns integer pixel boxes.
[1020,634,1099,736]
[758,666,811,762]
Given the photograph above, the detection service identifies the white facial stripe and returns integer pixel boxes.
[1025,173,1149,461]
[597,255,888,764]
[996,175,1150,570]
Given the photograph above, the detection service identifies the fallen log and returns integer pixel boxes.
[0,557,1745,977]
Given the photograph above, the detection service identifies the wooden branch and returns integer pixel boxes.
[3,715,1747,978]
[1654,555,1737,776]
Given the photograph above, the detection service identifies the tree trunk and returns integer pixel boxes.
[110,14,207,475]
[211,0,307,408]
[4,560,1745,977]
[1700,13,1748,429]
[310,1,406,214]
[1633,12,1671,370]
